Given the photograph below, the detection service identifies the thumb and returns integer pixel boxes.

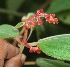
[4,54,26,67]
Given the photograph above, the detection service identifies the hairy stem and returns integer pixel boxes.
[27,27,33,41]
[19,27,25,35]
[23,29,28,42]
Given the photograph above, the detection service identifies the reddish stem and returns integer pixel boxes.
[23,29,28,42]
[22,40,31,48]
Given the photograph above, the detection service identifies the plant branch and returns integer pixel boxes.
[0,8,26,16]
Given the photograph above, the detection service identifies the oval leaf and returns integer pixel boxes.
[38,34,70,60]
[36,58,70,67]
[15,22,24,28]
[0,24,19,38]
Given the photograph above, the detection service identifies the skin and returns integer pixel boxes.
[0,39,26,67]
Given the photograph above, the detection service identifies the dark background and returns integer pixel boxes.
[0,0,70,67]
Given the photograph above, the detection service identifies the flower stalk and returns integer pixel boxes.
[17,9,58,54]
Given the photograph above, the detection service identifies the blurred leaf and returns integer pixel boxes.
[0,24,19,38]
[6,0,25,20]
[36,58,70,67]
[38,34,70,60]
[7,0,24,11]
[57,10,70,25]
[46,0,70,13]
[15,22,24,28]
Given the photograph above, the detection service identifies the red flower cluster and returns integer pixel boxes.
[21,9,58,54]
[24,9,58,29]
[29,46,41,54]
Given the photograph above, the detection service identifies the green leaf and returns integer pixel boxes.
[36,58,70,67]
[46,0,70,13]
[0,24,19,38]
[38,34,70,60]
[15,22,24,28]
[57,10,70,25]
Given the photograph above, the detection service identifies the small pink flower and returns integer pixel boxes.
[24,23,31,29]
[36,9,44,17]
[38,19,43,25]
[45,14,58,24]
[24,9,58,29]
[31,21,37,26]
[29,46,41,54]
